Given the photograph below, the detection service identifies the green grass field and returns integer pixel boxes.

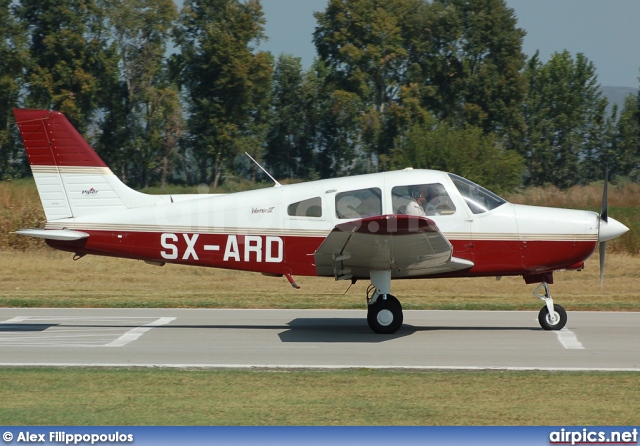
[2,368,640,425]
[2,250,639,311]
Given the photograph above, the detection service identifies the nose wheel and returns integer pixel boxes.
[534,282,567,330]
[538,303,567,330]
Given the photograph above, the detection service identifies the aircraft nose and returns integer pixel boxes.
[599,217,629,242]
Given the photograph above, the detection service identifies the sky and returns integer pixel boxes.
[256,0,640,88]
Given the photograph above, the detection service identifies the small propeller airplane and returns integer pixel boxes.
[11,109,629,334]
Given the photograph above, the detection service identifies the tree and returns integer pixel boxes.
[614,87,640,181]
[174,0,272,188]
[312,0,527,170]
[0,0,28,179]
[521,51,607,188]
[16,0,118,132]
[97,0,181,188]
[313,0,422,167]
[387,116,524,194]
[580,102,617,184]
[406,0,527,143]
[266,57,354,181]
[317,88,364,177]
[265,55,306,179]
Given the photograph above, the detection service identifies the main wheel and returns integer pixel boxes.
[367,294,403,334]
[538,304,567,330]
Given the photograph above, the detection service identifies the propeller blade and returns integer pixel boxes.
[599,241,606,289]
[601,169,608,223]
[599,169,608,289]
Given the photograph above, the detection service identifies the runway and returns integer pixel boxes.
[1,308,639,371]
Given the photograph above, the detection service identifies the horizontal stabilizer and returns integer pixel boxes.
[15,229,90,241]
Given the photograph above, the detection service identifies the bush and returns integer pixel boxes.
[0,179,46,251]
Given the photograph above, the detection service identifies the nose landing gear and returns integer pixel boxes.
[534,282,567,330]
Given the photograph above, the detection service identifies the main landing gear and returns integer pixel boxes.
[367,290,403,334]
[533,281,567,330]
[363,272,568,334]
[366,271,403,334]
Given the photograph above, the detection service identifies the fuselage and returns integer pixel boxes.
[44,169,601,282]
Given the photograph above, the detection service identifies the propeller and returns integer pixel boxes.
[599,171,608,288]
[598,170,630,288]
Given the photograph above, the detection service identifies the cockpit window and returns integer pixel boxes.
[335,187,382,219]
[391,184,456,216]
[449,173,506,214]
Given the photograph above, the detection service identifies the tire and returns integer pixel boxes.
[367,294,403,334]
[538,304,567,330]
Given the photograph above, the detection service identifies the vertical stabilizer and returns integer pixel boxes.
[13,109,167,221]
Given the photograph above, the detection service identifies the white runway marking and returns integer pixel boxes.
[555,328,585,349]
[105,317,175,347]
[3,316,31,323]
[0,316,176,347]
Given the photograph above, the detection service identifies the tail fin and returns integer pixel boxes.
[13,109,167,221]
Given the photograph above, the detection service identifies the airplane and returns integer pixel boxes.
[11,108,629,334]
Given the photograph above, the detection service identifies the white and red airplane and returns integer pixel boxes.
[11,109,629,334]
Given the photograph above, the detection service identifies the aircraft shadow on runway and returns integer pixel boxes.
[277,318,539,343]
[279,318,407,343]
[0,323,57,332]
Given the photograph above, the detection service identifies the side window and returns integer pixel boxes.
[391,183,456,216]
[335,188,381,219]
[288,197,322,217]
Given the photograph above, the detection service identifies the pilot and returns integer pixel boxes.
[405,186,428,217]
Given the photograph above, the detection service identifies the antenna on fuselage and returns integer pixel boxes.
[244,152,282,188]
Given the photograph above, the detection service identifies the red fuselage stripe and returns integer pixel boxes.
[46,231,597,279]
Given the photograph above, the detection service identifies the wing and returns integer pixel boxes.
[314,214,473,280]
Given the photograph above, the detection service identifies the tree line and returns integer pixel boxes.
[1,0,639,194]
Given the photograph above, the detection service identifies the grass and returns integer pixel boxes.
[1,250,640,311]
[0,179,45,251]
[1,368,639,425]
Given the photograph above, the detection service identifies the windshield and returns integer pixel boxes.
[449,174,507,214]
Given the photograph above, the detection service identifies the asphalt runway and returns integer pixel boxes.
[0,308,638,371]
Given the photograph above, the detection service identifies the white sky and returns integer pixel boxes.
[257,0,640,88]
